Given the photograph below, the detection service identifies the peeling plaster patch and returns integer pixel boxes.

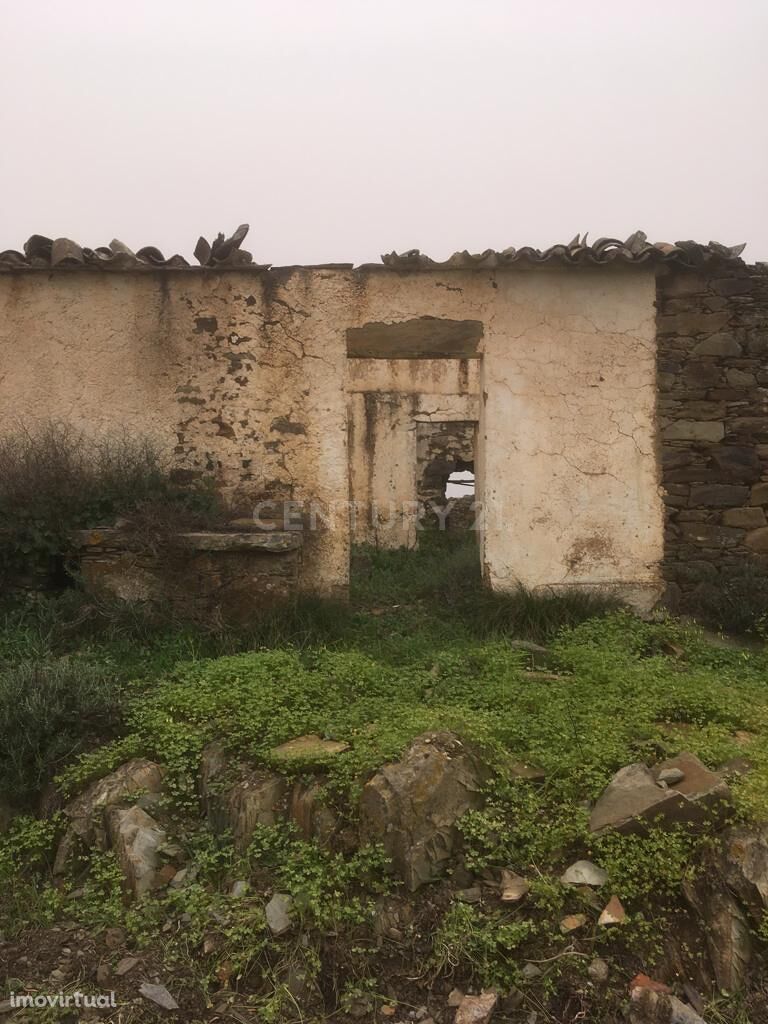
[270,416,306,435]
[212,417,236,439]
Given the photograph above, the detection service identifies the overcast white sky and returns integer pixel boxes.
[2,1,767,265]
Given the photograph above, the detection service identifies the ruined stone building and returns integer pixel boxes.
[1,228,766,613]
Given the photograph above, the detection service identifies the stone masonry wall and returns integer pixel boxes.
[658,262,768,609]
[416,420,476,532]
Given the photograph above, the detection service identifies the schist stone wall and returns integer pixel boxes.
[658,263,768,609]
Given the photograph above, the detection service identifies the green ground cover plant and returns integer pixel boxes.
[2,532,768,1021]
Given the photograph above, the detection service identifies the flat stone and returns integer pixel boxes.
[663,421,725,443]
[746,527,768,552]
[657,311,731,336]
[657,768,685,786]
[500,869,529,902]
[265,893,294,935]
[454,991,498,1024]
[679,523,744,547]
[712,276,753,296]
[270,734,350,761]
[726,367,757,387]
[560,860,608,887]
[560,913,587,933]
[690,334,743,357]
[750,482,768,506]
[522,962,542,980]
[722,507,767,529]
[115,956,139,976]
[180,530,302,552]
[688,484,749,507]
[590,755,731,835]
[230,880,248,898]
[447,988,465,1007]
[139,982,179,1011]
[660,273,708,298]
[598,895,626,926]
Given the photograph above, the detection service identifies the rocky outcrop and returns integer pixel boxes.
[360,732,488,890]
[200,742,288,852]
[717,824,768,925]
[289,779,340,847]
[108,806,173,897]
[590,754,731,835]
[53,759,165,874]
[683,869,751,994]
[677,824,768,994]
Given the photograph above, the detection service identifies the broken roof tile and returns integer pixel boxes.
[381,232,747,270]
[0,227,747,273]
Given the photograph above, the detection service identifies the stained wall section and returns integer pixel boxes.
[479,267,663,610]
[0,265,663,604]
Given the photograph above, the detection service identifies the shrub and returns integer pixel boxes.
[690,559,768,637]
[0,420,221,581]
[0,658,123,806]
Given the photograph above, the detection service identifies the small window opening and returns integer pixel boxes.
[445,469,475,499]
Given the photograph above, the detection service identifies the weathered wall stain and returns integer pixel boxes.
[3,258,744,607]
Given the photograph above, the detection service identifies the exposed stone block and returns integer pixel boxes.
[657,312,731,336]
[749,483,768,506]
[722,507,767,529]
[745,527,768,553]
[679,523,744,547]
[691,334,742,357]
[663,421,725,442]
[712,277,754,296]
[710,445,762,483]
[676,400,726,420]
[681,361,723,388]
[659,272,710,298]
[746,331,768,356]
[727,418,768,443]
[689,484,749,507]
[726,368,757,387]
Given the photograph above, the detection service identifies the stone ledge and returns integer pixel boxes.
[73,527,303,553]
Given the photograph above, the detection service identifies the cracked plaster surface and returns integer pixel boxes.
[0,266,663,603]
